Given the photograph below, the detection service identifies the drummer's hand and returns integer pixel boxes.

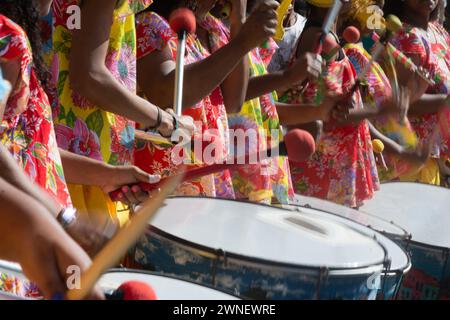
[100,165,161,206]
[65,213,117,257]
[165,109,195,142]
[397,143,429,167]
[18,213,104,300]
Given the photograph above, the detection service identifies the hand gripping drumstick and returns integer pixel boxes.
[66,173,184,300]
[109,129,315,201]
[299,0,343,93]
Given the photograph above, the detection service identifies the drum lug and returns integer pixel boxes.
[316,267,329,299]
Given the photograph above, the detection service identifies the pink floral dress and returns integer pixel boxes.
[134,11,235,198]
[0,14,71,207]
[345,43,419,181]
[227,39,294,204]
[280,39,379,207]
[390,22,450,158]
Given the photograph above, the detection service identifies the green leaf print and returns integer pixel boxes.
[85,110,104,139]
[124,30,136,49]
[58,104,66,121]
[108,153,119,166]
[57,71,69,96]
[66,110,76,128]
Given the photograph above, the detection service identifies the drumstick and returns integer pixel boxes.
[299,0,343,94]
[109,129,316,200]
[135,130,174,146]
[66,172,184,300]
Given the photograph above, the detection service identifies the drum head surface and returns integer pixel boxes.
[289,206,410,272]
[288,194,408,239]
[360,182,450,248]
[150,197,385,269]
[99,271,239,300]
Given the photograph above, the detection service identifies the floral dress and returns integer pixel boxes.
[280,38,379,208]
[345,43,419,182]
[0,14,71,207]
[391,23,450,157]
[134,12,235,198]
[52,0,152,224]
[227,40,294,204]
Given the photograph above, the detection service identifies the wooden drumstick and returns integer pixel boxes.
[66,172,184,300]
[135,129,173,146]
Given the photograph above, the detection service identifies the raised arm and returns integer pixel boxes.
[138,0,279,113]
[68,0,174,134]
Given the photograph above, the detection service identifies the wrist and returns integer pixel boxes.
[159,111,174,134]
[56,207,78,230]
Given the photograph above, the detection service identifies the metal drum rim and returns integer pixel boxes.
[286,196,411,241]
[284,202,412,274]
[103,268,243,299]
[145,196,388,274]
[362,181,450,250]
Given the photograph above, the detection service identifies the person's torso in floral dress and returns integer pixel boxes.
[134,11,235,198]
[345,43,420,182]
[391,23,450,159]
[280,35,379,208]
[52,0,152,166]
[0,14,71,207]
[228,39,294,204]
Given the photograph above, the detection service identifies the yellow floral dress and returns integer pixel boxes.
[52,0,152,225]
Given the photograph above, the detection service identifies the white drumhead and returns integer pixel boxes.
[287,195,408,238]
[149,197,385,269]
[99,271,239,300]
[288,206,410,272]
[360,182,450,248]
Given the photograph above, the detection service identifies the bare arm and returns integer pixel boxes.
[69,0,173,133]
[219,1,248,114]
[247,53,322,101]
[0,144,61,217]
[0,177,103,300]
[275,101,329,125]
[137,36,249,111]
[408,94,448,116]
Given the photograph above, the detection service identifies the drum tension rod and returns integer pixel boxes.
[211,249,228,287]
[316,267,329,300]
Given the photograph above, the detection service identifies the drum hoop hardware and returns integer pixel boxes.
[146,206,387,273]
[438,247,450,298]
[316,267,329,300]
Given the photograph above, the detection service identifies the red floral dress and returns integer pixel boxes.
[345,43,419,181]
[390,22,450,158]
[280,41,379,207]
[135,12,235,198]
[0,15,71,207]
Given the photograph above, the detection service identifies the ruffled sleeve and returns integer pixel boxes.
[0,15,32,119]
[391,26,432,71]
[136,11,176,59]
[199,14,230,53]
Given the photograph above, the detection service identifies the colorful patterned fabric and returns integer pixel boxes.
[52,0,152,224]
[390,23,450,159]
[228,40,294,204]
[345,43,419,181]
[0,14,71,207]
[280,44,379,207]
[134,12,235,198]
[0,271,40,299]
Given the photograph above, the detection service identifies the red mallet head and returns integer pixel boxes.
[169,8,197,35]
[116,281,157,300]
[284,129,316,163]
[343,26,361,44]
